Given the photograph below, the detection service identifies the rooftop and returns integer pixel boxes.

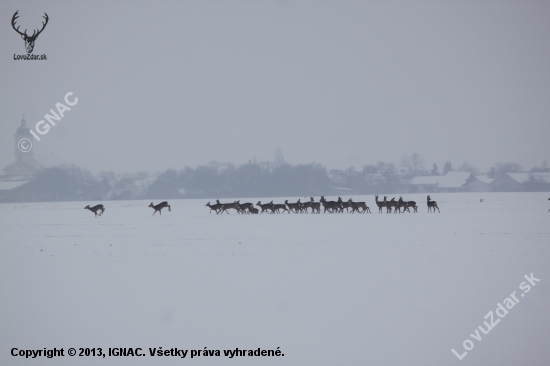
[437,171,473,188]
[409,175,443,185]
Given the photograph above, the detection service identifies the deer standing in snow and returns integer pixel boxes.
[427,196,440,213]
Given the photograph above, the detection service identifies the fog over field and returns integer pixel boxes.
[1,1,549,365]
[1,0,549,173]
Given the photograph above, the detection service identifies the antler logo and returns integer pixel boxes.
[11,11,49,54]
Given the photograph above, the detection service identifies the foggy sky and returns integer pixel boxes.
[1,0,549,174]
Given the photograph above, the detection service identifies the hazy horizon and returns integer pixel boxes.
[1,0,549,175]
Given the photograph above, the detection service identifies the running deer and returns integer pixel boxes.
[273,202,289,213]
[340,198,353,213]
[84,204,105,217]
[206,201,223,214]
[237,202,254,214]
[285,200,301,213]
[216,200,240,214]
[149,201,171,215]
[350,199,370,213]
[375,195,385,213]
[427,196,440,213]
[256,201,275,213]
[301,199,314,213]
[320,196,339,213]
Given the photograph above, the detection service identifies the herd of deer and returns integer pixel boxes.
[83,196,443,217]
[204,195,441,214]
[83,197,550,217]
[206,197,371,214]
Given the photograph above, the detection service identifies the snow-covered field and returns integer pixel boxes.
[1,192,549,365]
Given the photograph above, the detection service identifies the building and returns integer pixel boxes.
[408,171,492,193]
[436,171,474,192]
[2,118,42,179]
[0,119,42,199]
[490,173,550,192]
[408,175,442,193]
[468,176,493,192]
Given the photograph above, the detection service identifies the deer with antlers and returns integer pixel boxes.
[12,11,49,54]
[84,204,105,217]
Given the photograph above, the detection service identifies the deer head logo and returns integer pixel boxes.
[11,11,49,54]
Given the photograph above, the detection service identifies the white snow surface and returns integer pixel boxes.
[1,192,549,366]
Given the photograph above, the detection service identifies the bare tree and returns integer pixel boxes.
[274,148,286,167]
[401,153,424,176]
[493,162,522,176]
[458,161,479,175]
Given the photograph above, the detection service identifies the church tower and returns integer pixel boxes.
[3,118,42,179]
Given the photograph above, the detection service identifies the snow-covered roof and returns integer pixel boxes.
[437,171,472,188]
[409,176,443,185]
[0,180,30,190]
[506,173,550,184]
[475,175,494,184]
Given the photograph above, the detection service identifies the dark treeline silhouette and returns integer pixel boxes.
[2,165,110,203]
[1,158,548,203]
[146,162,334,199]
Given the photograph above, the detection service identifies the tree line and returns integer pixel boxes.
[1,155,548,203]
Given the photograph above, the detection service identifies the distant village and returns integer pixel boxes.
[1,119,549,203]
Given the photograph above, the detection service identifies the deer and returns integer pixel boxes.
[340,198,353,213]
[149,201,171,215]
[256,201,275,213]
[396,197,408,213]
[249,206,259,214]
[84,204,105,217]
[320,196,339,213]
[271,202,288,213]
[237,202,254,214]
[12,11,49,54]
[205,201,223,214]
[216,200,240,214]
[310,197,321,214]
[350,199,370,213]
[285,199,301,213]
[427,196,440,213]
[375,195,386,213]
[301,199,314,213]
[404,199,417,213]
[386,197,398,213]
